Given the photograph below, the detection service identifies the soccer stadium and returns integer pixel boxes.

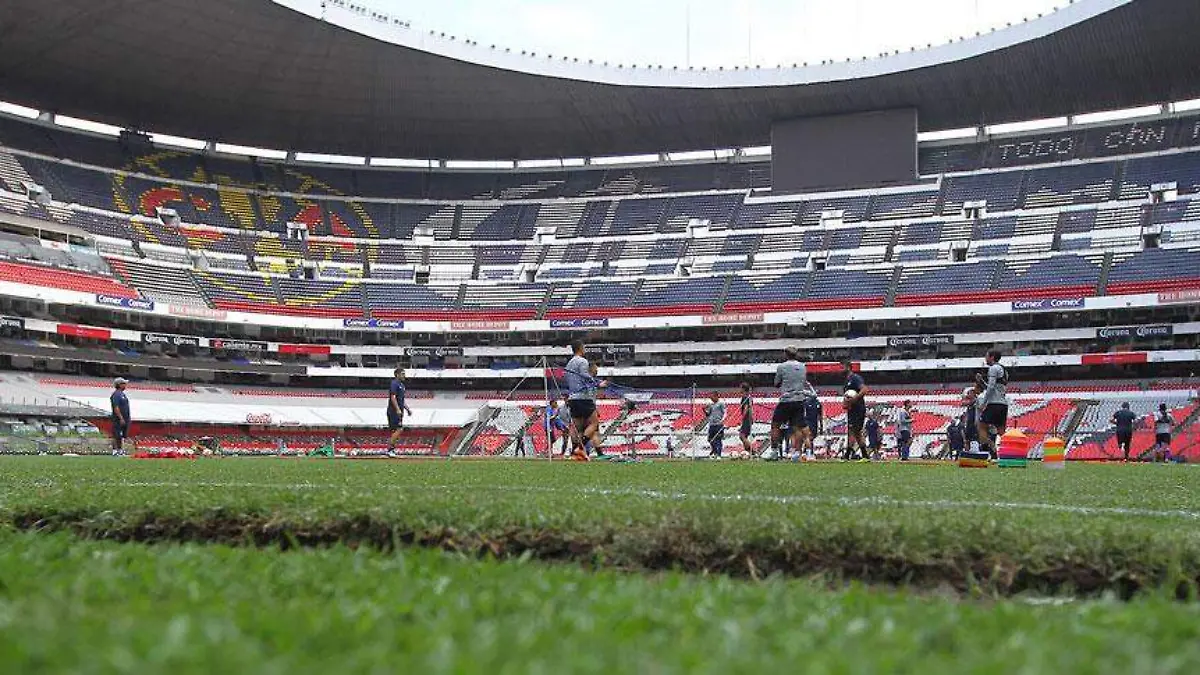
[1,0,1199,670]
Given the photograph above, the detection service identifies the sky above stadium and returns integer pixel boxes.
[373,0,1067,68]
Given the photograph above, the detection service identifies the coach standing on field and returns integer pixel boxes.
[387,367,413,457]
[842,360,869,461]
[110,377,131,456]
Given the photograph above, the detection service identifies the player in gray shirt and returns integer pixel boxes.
[705,391,726,458]
[768,347,816,459]
[976,349,1009,457]
[563,340,606,458]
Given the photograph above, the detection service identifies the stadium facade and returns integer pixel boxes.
[0,0,1196,460]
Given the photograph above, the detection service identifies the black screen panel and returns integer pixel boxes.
[771,109,917,193]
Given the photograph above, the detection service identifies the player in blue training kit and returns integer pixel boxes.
[387,367,413,457]
[803,392,823,458]
[842,360,869,461]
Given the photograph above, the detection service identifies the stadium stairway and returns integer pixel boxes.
[1097,251,1114,295]
[712,275,734,313]
[597,405,635,450]
[884,267,902,306]
[533,290,553,320]
[1058,400,1093,446]
[1175,406,1200,461]
[270,277,286,305]
[453,407,502,456]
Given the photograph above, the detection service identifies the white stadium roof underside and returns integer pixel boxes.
[1,0,1199,160]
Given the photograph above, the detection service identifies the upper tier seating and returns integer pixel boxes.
[7,113,1200,320]
[1106,246,1200,294]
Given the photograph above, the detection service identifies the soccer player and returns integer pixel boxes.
[110,377,131,456]
[865,410,883,460]
[387,367,413,457]
[705,392,726,459]
[895,400,914,461]
[962,382,983,454]
[564,340,607,460]
[842,360,868,461]
[546,397,572,456]
[946,417,965,460]
[738,382,754,455]
[803,390,823,459]
[976,349,1009,458]
[1152,403,1173,462]
[768,347,814,460]
[1110,402,1137,462]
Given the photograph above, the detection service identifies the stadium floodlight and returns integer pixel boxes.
[445,160,514,169]
[591,154,658,166]
[295,152,366,165]
[1073,105,1161,125]
[149,132,207,150]
[0,100,39,119]
[516,158,565,169]
[369,157,434,168]
[985,117,1067,135]
[215,143,286,160]
[918,127,978,142]
[1172,98,1200,112]
[55,114,122,136]
[666,150,717,162]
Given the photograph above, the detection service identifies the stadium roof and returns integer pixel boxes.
[0,0,1198,160]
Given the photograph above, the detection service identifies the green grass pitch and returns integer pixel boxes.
[1,457,1199,673]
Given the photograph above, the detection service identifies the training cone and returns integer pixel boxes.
[958,449,990,468]
[1042,436,1065,470]
[997,429,1030,468]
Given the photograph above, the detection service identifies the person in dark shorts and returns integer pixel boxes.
[1152,403,1173,462]
[803,392,823,458]
[768,347,815,460]
[546,396,572,456]
[705,391,726,459]
[976,349,1009,458]
[842,360,868,461]
[962,383,982,454]
[110,377,131,456]
[387,368,413,456]
[946,417,965,460]
[564,340,607,459]
[738,382,754,455]
[895,400,914,461]
[1110,402,1137,462]
[865,411,882,460]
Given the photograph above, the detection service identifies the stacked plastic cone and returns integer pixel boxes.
[997,429,1030,468]
[1042,436,1065,469]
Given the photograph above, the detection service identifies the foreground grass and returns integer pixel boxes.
[1,458,1199,596]
[1,530,1199,675]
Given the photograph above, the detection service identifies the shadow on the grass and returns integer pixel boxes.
[9,510,1199,601]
